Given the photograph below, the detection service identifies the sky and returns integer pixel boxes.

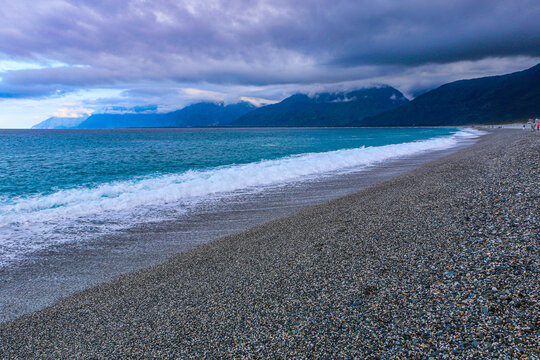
[0,0,539,128]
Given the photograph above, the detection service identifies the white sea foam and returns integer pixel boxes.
[0,128,483,228]
[0,128,483,264]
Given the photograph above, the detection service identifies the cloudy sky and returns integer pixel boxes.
[1,0,539,128]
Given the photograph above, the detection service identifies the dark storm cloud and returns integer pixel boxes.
[0,0,539,98]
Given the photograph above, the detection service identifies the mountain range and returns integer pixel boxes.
[229,87,408,127]
[72,102,256,129]
[356,63,540,126]
[32,63,540,129]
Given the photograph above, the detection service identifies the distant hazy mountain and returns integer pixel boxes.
[230,87,409,127]
[32,116,88,129]
[71,102,255,129]
[357,63,540,126]
[73,113,171,129]
[73,102,256,129]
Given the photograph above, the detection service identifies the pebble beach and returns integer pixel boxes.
[0,129,538,359]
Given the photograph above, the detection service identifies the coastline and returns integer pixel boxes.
[0,129,475,323]
[0,129,538,358]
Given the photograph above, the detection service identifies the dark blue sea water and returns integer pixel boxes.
[0,127,480,266]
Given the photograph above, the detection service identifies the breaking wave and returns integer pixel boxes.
[0,128,483,264]
[0,128,483,227]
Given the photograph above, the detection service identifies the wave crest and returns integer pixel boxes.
[0,129,483,227]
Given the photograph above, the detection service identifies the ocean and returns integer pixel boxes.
[0,127,483,321]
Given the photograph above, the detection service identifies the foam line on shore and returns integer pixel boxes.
[0,128,482,228]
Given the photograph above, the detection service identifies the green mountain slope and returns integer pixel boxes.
[357,63,540,126]
[230,87,408,127]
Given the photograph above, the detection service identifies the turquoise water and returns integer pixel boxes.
[1,128,456,197]
[0,127,480,265]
